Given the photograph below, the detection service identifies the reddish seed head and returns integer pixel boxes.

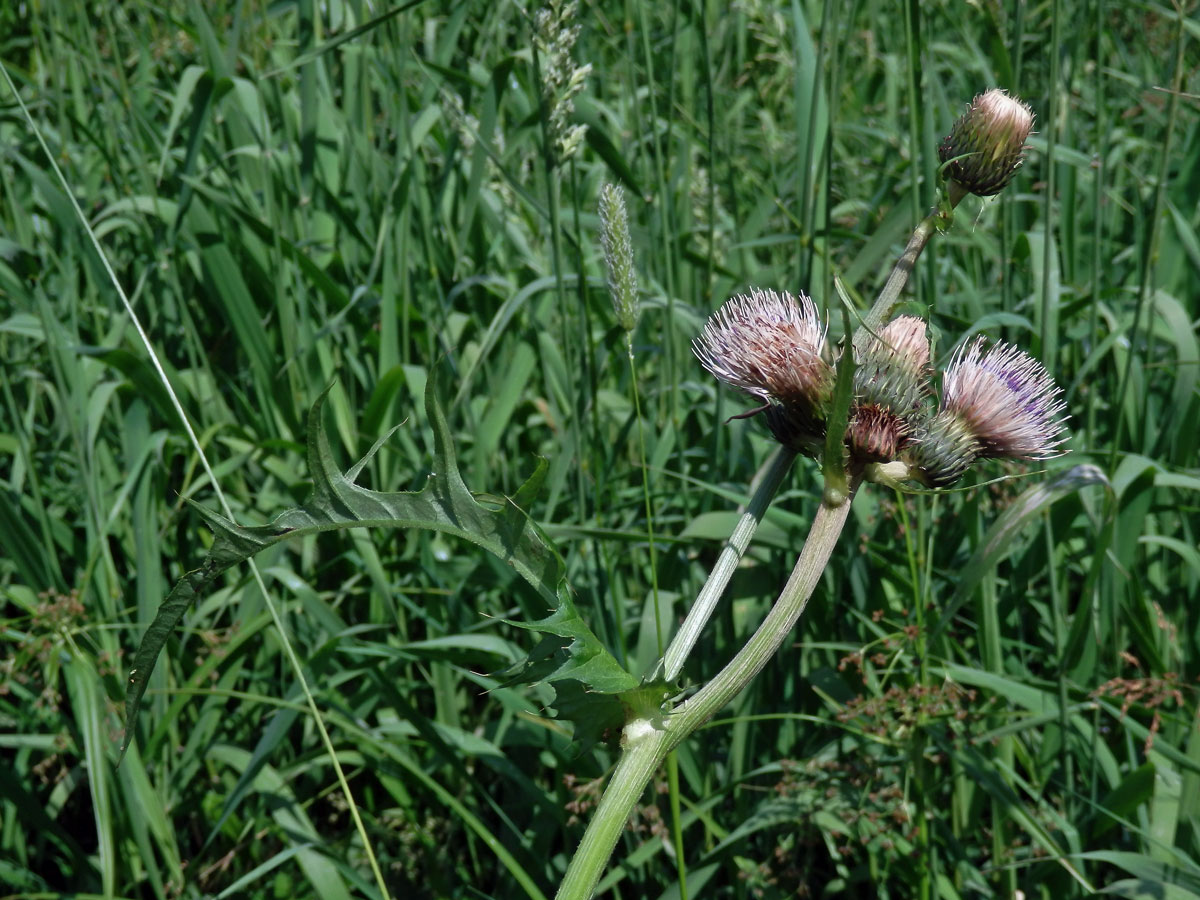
[847,404,910,463]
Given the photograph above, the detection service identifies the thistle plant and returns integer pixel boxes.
[551,87,1061,900]
[118,88,1064,900]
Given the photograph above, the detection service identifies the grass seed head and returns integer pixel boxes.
[598,184,639,333]
[535,0,591,165]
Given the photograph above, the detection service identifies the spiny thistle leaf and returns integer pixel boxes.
[122,374,636,760]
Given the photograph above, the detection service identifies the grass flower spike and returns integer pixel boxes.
[693,288,833,452]
[598,184,639,333]
[938,89,1034,197]
[534,0,591,165]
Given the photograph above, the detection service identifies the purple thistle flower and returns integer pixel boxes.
[941,338,1068,460]
[693,287,833,451]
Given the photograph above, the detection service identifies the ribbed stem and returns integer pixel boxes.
[555,480,859,900]
[853,189,962,354]
[555,722,671,900]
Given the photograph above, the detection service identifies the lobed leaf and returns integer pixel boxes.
[122,374,634,759]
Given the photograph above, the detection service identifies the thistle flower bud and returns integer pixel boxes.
[875,315,930,374]
[854,315,931,421]
[844,317,932,464]
[938,89,1034,197]
[693,288,834,452]
[598,184,639,333]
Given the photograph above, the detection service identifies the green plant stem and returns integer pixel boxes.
[658,445,797,683]
[666,751,687,900]
[627,338,664,655]
[628,334,682,891]
[557,719,673,900]
[556,480,859,900]
[853,184,964,352]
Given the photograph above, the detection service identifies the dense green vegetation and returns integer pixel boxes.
[1,1,1198,898]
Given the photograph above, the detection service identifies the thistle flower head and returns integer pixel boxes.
[693,288,833,451]
[846,403,910,464]
[938,89,1034,197]
[941,337,1068,460]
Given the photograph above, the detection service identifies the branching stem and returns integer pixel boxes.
[558,180,963,900]
[556,480,859,900]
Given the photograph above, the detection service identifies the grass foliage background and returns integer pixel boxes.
[2,0,1199,897]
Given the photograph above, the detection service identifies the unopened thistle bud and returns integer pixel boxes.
[855,315,931,417]
[938,89,1034,197]
[906,337,1068,487]
[693,288,834,453]
[846,316,931,463]
[875,315,930,374]
[598,184,639,333]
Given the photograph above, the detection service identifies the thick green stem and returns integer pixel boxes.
[667,481,859,743]
[556,720,672,900]
[556,481,859,900]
